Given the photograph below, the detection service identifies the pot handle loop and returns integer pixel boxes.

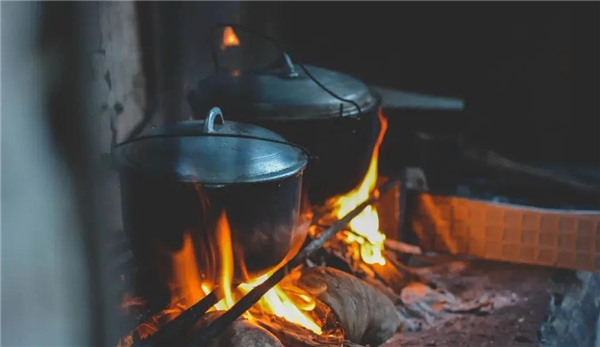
[203,107,225,133]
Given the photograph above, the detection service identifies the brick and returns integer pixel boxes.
[559,217,576,233]
[503,228,520,243]
[576,236,593,252]
[485,241,502,259]
[520,246,536,262]
[521,229,538,245]
[452,221,470,238]
[453,205,469,221]
[557,252,575,268]
[502,244,519,260]
[541,215,559,233]
[538,249,556,264]
[504,211,522,227]
[469,206,486,226]
[486,208,504,226]
[455,237,468,253]
[577,219,594,237]
[523,212,540,229]
[575,253,593,270]
[539,232,557,247]
[486,225,503,241]
[469,241,485,257]
[558,234,575,250]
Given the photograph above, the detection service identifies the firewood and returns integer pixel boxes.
[253,311,344,347]
[369,261,409,294]
[186,311,283,347]
[384,239,422,255]
[297,267,401,346]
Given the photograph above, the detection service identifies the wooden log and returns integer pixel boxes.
[297,267,401,346]
[253,311,344,347]
[186,311,283,347]
[384,239,422,255]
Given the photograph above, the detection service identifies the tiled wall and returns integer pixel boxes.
[412,193,600,271]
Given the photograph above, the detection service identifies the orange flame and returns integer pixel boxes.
[326,109,388,265]
[171,233,204,307]
[215,213,236,309]
[221,26,240,50]
[212,212,322,334]
[119,209,323,347]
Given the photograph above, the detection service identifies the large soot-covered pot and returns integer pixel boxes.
[115,108,308,311]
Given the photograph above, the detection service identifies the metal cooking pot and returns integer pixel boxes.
[188,59,381,205]
[114,108,308,311]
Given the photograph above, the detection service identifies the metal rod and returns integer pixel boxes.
[189,179,398,346]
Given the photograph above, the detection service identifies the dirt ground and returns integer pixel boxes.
[382,259,560,347]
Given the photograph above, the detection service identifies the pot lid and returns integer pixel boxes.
[191,63,378,121]
[114,108,308,184]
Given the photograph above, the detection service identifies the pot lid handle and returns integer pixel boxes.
[282,52,298,78]
[203,107,225,133]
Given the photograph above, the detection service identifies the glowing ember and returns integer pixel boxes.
[326,109,388,265]
[221,26,240,50]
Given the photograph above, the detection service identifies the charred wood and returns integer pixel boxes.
[297,267,401,346]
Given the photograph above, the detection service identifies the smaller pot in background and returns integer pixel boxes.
[188,61,381,205]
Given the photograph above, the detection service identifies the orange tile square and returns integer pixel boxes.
[577,219,594,237]
[521,229,538,245]
[558,234,574,250]
[576,253,593,269]
[468,239,485,257]
[557,252,575,268]
[576,236,593,252]
[504,211,522,228]
[541,215,559,233]
[522,212,540,229]
[485,241,502,259]
[452,221,470,238]
[503,228,520,243]
[486,208,504,226]
[539,232,557,247]
[537,249,556,264]
[454,238,468,253]
[519,246,536,262]
[502,244,519,260]
[486,226,503,241]
[453,205,469,221]
[559,217,576,233]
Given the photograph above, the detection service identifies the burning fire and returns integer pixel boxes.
[221,26,240,50]
[212,212,322,334]
[119,212,322,347]
[326,109,388,265]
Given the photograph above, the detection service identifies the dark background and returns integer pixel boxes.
[271,2,599,166]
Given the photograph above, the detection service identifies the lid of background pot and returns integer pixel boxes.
[190,63,378,121]
[114,108,308,184]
